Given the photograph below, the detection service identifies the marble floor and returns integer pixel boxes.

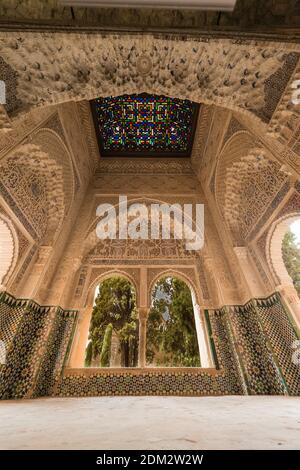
[0,396,299,450]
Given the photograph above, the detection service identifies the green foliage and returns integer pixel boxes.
[86,277,138,368]
[84,340,93,367]
[147,277,200,367]
[99,323,113,367]
[282,229,300,297]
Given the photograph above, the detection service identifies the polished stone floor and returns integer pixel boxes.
[0,396,299,450]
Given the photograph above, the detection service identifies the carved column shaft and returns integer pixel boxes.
[68,305,93,368]
[194,304,214,368]
[138,307,148,368]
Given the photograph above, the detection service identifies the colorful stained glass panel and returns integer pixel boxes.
[91,94,199,157]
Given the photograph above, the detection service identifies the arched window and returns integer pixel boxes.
[84,276,139,368]
[282,218,300,298]
[146,276,212,368]
[0,215,18,289]
[268,214,300,288]
[266,214,300,329]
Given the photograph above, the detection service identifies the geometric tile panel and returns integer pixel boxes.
[0,292,77,400]
[208,309,246,395]
[229,300,287,395]
[55,369,235,397]
[0,297,52,399]
[0,293,24,355]
[33,309,77,398]
[1,292,299,398]
[256,293,300,396]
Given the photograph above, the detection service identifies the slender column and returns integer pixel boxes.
[138,307,148,368]
[68,305,93,368]
[194,304,214,368]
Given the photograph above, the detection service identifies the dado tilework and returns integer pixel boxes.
[229,302,287,395]
[0,292,77,399]
[1,292,299,398]
[256,294,300,396]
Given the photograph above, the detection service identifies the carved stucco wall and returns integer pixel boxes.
[48,157,247,315]
[0,28,299,193]
[2,99,297,310]
[0,103,95,298]
[253,188,300,285]
[0,21,299,398]
[1,102,298,311]
[0,25,298,311]
[0,32,299,144]
[191,101,300,304]
[215,134,289,245]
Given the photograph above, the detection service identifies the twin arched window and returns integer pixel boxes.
[84,275,208,369]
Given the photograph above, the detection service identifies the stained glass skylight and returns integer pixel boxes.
[90,94,199,157]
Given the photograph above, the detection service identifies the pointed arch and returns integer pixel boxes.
[266,212,300,286]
